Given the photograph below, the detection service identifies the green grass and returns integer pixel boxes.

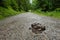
[33,9,60,18]
[0,6,21,20]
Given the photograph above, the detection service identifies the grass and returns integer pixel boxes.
[0,6,60,19]
[0,6,21,20]
[33,9,60,18]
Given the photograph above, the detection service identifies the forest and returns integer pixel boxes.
[0,0,60,19]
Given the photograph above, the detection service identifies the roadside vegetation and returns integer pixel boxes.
[33,9,60,18]
[0,0,30,19]
[0,0,60,19]
[0,6,20,19]
[31,0,60,18]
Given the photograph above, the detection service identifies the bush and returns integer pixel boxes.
[0,7,19,19]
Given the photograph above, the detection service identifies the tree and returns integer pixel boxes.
[31,0,40,10]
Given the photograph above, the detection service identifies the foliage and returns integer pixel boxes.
[33,9,60,18]
[31,0,60,11]
[31,0,40,10]
[0,0,60,19]
[0,0,30,19]
[0,7,20,19]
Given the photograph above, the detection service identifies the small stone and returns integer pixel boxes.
[31,23,46,34]
[29,27,32,30]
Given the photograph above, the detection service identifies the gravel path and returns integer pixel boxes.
[0,12,60,40]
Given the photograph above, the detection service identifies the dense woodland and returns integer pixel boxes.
[0,0,60,19]
[0,0,30,11]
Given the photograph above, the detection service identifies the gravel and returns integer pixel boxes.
[0,12,60,40]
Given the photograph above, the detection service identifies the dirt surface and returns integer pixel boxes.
[0,12,60,40]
